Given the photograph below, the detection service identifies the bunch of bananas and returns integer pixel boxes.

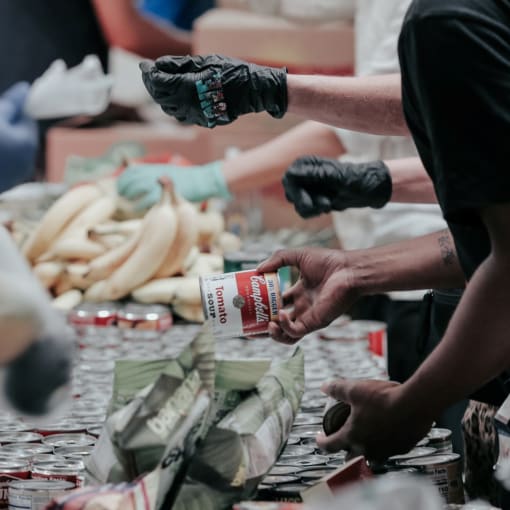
[19,177,241,322]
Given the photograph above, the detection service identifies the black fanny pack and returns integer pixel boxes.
[419,289,510,407]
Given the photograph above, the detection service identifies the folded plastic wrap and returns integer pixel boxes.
[51,326,304,510]
[174,348,305,510]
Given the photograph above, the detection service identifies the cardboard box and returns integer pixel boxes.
[45,122,214,183]
[193,8,354,75]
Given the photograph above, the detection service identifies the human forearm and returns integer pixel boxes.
[387,157,438,203]
[224,121,345,194]
[401,253,510,415]
[401,204,510,412]
[286,74,409,136]
[92,0,191,58]
[347,229,465,296]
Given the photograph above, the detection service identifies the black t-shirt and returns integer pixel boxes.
[398,0,510,405]
[0,0,108,94]
[398,0,510,280]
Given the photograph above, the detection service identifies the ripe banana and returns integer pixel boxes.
[23,184,102,262]
[154,187,199,278]
[33,261,64,289]
[132,276,201,305]
[186,253,224,277]
[52,289,82,311]
[196,210,225,252]
[49,237,106,261]
[66,263,94,290]
[83,280,108,302]
[56,194,117,241]
[90,219,142,237]
[99,178,178,300]
[53,272,73,296]
[85,226,142,282]
[88,232,126,249]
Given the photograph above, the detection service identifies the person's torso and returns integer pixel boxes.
[0,0,108,94]
[400,0,510,279]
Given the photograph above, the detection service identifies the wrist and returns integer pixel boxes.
[365,160,392,209]
[205,161,232,200]
[342,249,384,299]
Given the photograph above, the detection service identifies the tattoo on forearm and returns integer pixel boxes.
[438,233,456,266]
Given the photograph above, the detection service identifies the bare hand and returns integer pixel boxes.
[317,378,434,462]
[257,248,358,343]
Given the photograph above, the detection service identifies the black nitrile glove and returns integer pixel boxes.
[140,55,287,128]
[4,336,72,416]
[282,156,392,218]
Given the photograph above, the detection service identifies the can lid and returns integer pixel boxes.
[389,447,437,462]
[427,428,453,442]
[9,479,75,490]
[398,453,461,467]
[262,475,300,485]
[0,459,30,470]
[117,303,170,320]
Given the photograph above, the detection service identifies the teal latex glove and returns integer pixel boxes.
[117,160,231,210]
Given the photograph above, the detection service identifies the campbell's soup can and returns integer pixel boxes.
[224,247,292,292]
[8,479,74,509]
[199,270,281,338]
[0,460,30,509]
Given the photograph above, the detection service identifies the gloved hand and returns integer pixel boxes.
[117,161,232,210]
[0,82,39,193]
[140,55,287,128]
[282,156,392,218]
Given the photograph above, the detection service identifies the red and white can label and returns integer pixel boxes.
[200,270,281,338]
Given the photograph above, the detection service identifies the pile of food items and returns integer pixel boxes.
[15,177,242,321]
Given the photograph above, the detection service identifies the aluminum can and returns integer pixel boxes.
[399,453,465,504]
[0,433,42,445]
[31,460,84,488]
[0,460,30,509]
[117,303,172,331]
[200,270,281,338]
[35,421,88,437]
[8,479,74,509]
[0,444,52,457]
[54,445,94,460]
[41,434,96,449]
[68,302,117,328]
[427,428,453,453]
[390,447,438,464]
[322,399,351,436]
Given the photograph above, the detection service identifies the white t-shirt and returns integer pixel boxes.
[332,0,446,301]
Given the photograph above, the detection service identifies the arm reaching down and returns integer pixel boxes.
[257,229,464,343]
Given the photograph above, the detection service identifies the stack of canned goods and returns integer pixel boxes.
[0,420,94,508]
[215,318,463,505]
[0,302,201,510]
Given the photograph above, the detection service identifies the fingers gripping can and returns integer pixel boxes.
[200,270,281,338]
